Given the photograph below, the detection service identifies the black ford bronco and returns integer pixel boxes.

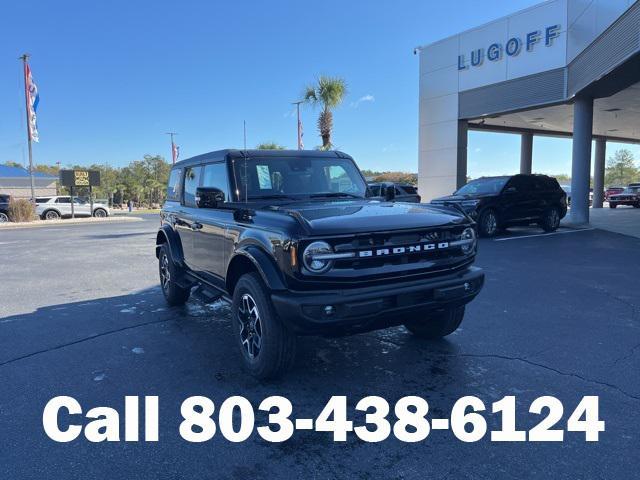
[156,150,484,378]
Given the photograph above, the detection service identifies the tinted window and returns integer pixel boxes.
[56,197,70,203]
[167,169,182,201]
[0,195,10,202]
[369,185,381,196]
[183,166,202,207]
[508,176,534,192]
[35,197,51,203]
[456,177,508,195]
[402,186,418,195]
[202,162,230,202]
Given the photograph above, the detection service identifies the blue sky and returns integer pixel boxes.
[1,0,638,177]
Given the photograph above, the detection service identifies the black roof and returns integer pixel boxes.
[173,149,354,168]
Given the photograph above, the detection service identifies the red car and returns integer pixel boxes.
[605,187,625,201]
[609,186,640,208]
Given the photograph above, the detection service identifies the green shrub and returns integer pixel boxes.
[8,199,36,222]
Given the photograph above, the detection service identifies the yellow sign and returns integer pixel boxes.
[74,171,90,186]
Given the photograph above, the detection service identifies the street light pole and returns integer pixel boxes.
[20,54,36,203]
[292,101,303,150]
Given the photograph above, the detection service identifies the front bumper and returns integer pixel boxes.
[271,266,484,335]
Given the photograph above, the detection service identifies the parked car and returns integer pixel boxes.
[608,186,640,208]
[560,184,593,206]
[367,182,421,203]
[156,149,484,378]
[605,186,625,200]
[35,196,110,220]
[0,194,10,222]
[431,174,567,237]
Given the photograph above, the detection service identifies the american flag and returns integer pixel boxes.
[25,64,39,142]
[172,142,180,164]
[298,116,304,150]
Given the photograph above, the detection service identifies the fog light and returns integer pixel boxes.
[324,305,335,316]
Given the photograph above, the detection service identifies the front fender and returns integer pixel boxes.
[233,245,287,291]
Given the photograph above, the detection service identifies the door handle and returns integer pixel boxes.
[191,222,203,231]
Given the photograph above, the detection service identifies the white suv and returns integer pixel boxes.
[36,196,110,220]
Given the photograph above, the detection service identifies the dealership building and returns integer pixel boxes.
[417,0,640,223]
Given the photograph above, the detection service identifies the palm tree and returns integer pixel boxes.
[303,76,347,150]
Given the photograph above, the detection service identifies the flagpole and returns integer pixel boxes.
[292,101,303,150]
[20,54,36,203]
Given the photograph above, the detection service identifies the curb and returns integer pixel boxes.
[0,216,144,230]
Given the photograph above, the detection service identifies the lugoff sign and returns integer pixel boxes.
[458,24,561,70]
[59,169,101,188]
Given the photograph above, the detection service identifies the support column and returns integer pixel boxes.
[520,132,533,174]
[457,120,468,189]
[592,138,606,208]
[570,96,594,224]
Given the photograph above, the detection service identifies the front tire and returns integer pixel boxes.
[93,208,108,218]
[43,209,61,220]
[0,212,8,223]
[158,243,190,306]
[540,206,561,232]
[404,306,465,339]
[478,209,499,237]
[232,272,296,379]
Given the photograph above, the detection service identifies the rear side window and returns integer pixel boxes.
[183,166,202,207]
[202,162,230,202]
[35,197,51,203]
[508,176,534,193]
[167,169,182,201]
[0,194,10,202]
[402,186,418,195]
[56,197,71,203]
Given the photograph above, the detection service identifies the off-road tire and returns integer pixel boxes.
[540,206,561,232]
[404,306,465,339]
[232,272,296,379]
[158,243,190,306]
[478,209,499,237]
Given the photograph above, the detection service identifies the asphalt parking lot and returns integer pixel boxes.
[1,216,639,479]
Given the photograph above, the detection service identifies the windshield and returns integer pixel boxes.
[231,156,367,201]
[455,177,508,196]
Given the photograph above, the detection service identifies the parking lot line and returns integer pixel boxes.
[493,228,595,242]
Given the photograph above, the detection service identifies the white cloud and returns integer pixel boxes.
[350,94,375,108]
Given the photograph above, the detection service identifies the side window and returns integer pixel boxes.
[395,186,403,196]
[202,162,230,202]
[326,165,350,192]
[369,185,380,196]
[183,166,202,207]
[56,197,70,204]
[508,176,533,193]
[167,169,182,201]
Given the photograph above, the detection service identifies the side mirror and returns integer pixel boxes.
[196,187,225,208]
[504,186,517,194]
[385,186,396,201]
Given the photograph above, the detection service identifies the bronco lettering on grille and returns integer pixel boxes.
[357,242,450,258]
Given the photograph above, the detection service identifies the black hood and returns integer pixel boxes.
[267,200,468,236]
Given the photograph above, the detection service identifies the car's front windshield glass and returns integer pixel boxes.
[455,178,508,196]
[231,156,367,201]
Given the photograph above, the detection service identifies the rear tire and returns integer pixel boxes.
[159,243,190,306]
[404,306,465,339]
[232,272,296,379]
[540,206,561,232]
[478,209,499,237]
[43,209,60,220]
[0,212,8,223]
[93,208,108,218]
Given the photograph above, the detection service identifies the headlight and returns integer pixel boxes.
[303,241,334,273]
[460,227,476,254]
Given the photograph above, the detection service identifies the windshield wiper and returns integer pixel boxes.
[247,194,299,201]
[309,192,363,199]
